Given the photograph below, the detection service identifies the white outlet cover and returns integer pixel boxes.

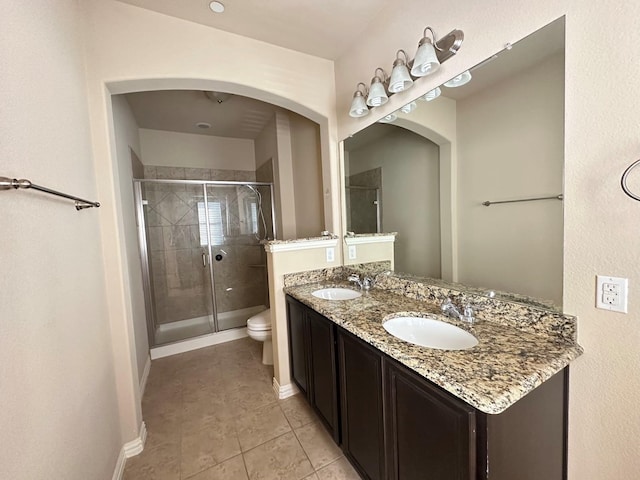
[326,247,335,263]
[596,275,628,313]
[348,245,357,260]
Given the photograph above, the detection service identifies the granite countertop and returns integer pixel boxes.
[284,281,583,415]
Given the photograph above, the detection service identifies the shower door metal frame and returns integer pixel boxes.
[134,178,277,347]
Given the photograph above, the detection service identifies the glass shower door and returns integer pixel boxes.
[205,184,272,332]
[140,181,215,345]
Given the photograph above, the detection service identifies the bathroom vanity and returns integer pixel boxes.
[284,280,582,480]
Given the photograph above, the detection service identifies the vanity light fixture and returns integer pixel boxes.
[401,101,417,114]
[347,27,463,118]
[366,68,389,107]
[389,50,414,93]
[410,27,441,77]
[349,82,370,118]
[378,112,398,123]
[444,70,472,87]
[422,86,442,101]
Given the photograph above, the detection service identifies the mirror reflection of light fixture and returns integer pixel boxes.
[401,101,417,114]
[421,86,442,101]
[367,68,389,107]
[349,82,370,118]
[378,112,398,123]
[411,27,441,77]
[389,50,414,93]
[444,70,472,87]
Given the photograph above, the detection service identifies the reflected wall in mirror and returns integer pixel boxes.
[343,17,565,308]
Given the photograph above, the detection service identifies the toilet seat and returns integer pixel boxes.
[247,310,271,331]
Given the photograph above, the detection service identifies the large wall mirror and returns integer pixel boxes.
[342,17,565,309]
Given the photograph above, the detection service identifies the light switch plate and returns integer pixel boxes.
[596,275,628,313]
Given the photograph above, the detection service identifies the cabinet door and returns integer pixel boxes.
[307,309,339,442]
[286,296,308,395]
[338,329,385,480]
[385,360,476,480]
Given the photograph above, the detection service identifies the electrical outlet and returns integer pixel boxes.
[348,245,357,260]
[596,275,628,313]
[326,247,335,263]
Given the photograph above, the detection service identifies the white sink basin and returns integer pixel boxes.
[311,288,362,300]
[383,315,478,350]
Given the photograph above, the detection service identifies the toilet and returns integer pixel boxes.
[246,308,273,365]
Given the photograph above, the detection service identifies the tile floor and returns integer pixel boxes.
[124,337,361,480]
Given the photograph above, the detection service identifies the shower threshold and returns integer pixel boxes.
[151,304,268,359]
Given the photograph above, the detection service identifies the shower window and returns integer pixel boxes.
[197,201,224,246]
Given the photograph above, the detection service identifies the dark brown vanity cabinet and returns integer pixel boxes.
[286,295,567,480]
[286,295,339,441]
[385,359,476,480]
[337,329,386,480]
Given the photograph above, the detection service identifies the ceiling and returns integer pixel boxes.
[121,3,562,141]
[125,90,283,139]
[116,0,392,60]
[120,0,395,138]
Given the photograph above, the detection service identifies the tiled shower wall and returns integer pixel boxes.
[141,166,271,326]
[347,167,381,233]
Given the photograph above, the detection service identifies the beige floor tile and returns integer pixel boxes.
[303,474,320,480]
[243,431,314,480]
[315,457,361,480]
[295,421,342,470]
[185,454,249,480]
[123,441,181,480]
[279,394,318,429]
[235,402,292,451]
[180,420,241,478]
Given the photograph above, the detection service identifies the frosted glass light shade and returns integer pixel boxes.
[411,39,440,77]
[389,63,413,93]
[367,78,388,107]
[401,101,417,114]
[444,70,472,88]
[349,92,369,118]
[378,112,397,123]
[422,86,442,101]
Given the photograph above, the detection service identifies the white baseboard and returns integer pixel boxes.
[124,421,147,457]
[111,448,126,480]
[112,422,147,480]
[139,355,151,397]
[151,328,248,359]
[272,377,300,399]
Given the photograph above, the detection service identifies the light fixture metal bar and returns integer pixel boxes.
[434,29,464,63]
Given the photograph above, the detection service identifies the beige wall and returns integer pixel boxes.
[0,2,123,479]
[457,53,564,305]
[290,114,325,238]
[255,113,296,239]
[348,129,441,276]
[82,0,338,450]
[336,1,640,477]
[266,242,341,388]
[139,128,256,170]
[112,95,150,383]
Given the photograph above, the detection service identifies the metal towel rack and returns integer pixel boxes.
[621,158,640,202]
[482,194,563,207]
[0,176,100,210]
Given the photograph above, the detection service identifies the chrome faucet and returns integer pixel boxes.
[348,274,374,291]
[441,297,476,324]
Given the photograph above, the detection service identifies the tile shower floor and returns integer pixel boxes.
[124,337,361,480]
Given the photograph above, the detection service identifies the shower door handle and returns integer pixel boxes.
[202,252,208,267]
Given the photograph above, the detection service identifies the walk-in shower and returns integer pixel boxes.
[134,179,276,347]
